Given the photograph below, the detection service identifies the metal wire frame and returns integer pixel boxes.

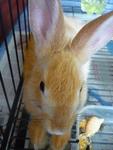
[0,0,113,150]
[0,0,30,149]
[7,0,21,79]
[0,11,16,93]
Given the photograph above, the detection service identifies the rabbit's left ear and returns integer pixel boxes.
[71,11,113,64]
[29,0,65,51]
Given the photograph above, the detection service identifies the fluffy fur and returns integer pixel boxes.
[23,0,113,149]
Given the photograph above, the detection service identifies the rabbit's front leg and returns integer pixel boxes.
[28,120,48,150]
[50,131,71,150]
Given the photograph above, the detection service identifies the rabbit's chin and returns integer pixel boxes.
[47,128,64,136]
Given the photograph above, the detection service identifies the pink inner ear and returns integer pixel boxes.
[39,0,52,38]
[30,0,53,39]
[30,0,64,51]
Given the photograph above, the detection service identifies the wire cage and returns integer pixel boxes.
[0,0,113,150]
[0,0,30,149]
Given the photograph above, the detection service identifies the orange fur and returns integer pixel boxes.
[23,35,84,149]
[28,120,48,149]
[50,131,71,150]
[24,1,113,149]
[46,51,81,106]
[23,36,43,118]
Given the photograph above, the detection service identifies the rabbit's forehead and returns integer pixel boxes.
[46,66,81,98]
[42,82,80,114]
[41,52,83,115]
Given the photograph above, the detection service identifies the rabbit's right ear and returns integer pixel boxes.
[29,0,65,51]
[71,11,113,64]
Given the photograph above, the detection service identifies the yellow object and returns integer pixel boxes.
[80,119,87,130]
[79,116,104,150]
[79,135,89,150]
[85,116,104,137]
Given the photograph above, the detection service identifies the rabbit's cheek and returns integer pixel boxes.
[76,84,87,112]
[30,101,43,116]
[36,105,42,112]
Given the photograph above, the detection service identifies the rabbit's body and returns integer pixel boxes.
[23,0,113,149]
[23,26,88,150]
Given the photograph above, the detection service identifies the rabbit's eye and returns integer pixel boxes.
[40,81,45,93]
[80,86,83,92]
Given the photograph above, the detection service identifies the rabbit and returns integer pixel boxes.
[23,0,113,149]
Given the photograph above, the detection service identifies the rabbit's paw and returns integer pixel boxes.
[28,120,48,149]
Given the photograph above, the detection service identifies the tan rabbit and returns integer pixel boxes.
[23,0,113,149]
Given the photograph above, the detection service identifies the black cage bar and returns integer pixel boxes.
[0,0,30,149]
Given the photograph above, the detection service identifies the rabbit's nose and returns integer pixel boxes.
[47,128,64,135]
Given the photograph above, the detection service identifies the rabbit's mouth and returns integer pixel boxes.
[47,128,64,135]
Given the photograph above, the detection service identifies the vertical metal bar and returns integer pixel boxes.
[0,126,4,139]
[0,10,16,94]
[14,109,29,149]
[8,0,21,79]
[7,97,23,149]
[0,72,11,112]
[26,0,31,39]
[1,77,23,150]
[16,0,24,62]
[22,0,28,46]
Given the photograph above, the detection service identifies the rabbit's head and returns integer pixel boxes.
[40,51,83,135]
[29,0,113,135]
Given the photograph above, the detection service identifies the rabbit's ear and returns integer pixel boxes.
[71,11,113,64]
[29,0,65,51]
